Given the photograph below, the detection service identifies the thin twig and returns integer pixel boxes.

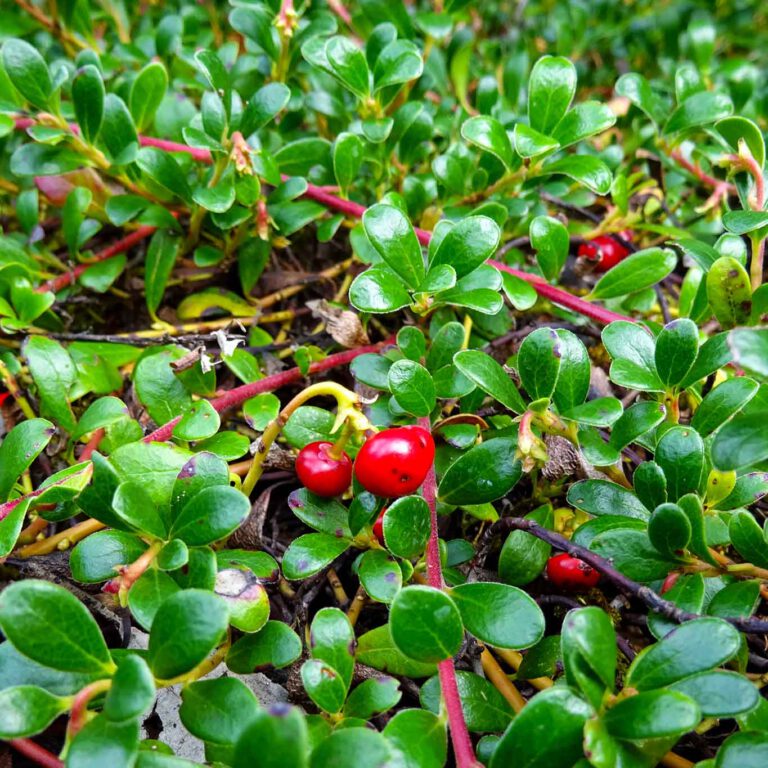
[484,517,768,635]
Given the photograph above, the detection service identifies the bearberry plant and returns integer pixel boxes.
[0,1,767,767]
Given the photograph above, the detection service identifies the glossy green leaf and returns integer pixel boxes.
[451,581,545,649]
[530,215,569,280]
[592,248,677,300]
[528,56,576,135]
[0,685,70,738]
[0,579,114,674]
[390,585,463,663]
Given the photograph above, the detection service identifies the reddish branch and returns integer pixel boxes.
[9,740,63,768]
[419,417,479,768]
[143,341,390,443]
[14,118,633,325]
[36,225,157,294]
[487,517,768,636]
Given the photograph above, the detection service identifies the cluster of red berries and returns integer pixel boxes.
[576,231,632,272]
[295,425,434,547]
[296,425,435,500]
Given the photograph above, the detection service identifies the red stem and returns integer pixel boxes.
[15,118,633,325]
[79,428,105,461]
[9,740,63,768]
[36,225,157,294]
[144,340,391,443]
[419,416,480,768]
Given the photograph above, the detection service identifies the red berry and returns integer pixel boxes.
[546,553,600,591]
[577,235,630,272]
[372,509,386,545]
[295,441,352,497]
[0,392,9,407]
[354,425,435,498]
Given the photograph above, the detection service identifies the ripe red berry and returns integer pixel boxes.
[546,553,600,591]
[372,509,386,545]
[295,441,353,497]
[354,425,435,498]
[577,235,631,272]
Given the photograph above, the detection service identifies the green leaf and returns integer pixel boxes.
[333,132,364,191]
[716,116,765,170]
[227,620,303,673]
[712,414,768,471]
[388,359,435,417]
[453,349,526,413]
[421,671,513,733]
[374,39,423,92]
[655,426,705,501]
[344,676,401,719]
[0,685,70,738]
[363,204,425,289]
[562,607,617,709]
[66,713,139,768]
[551,102,616,149]
[603,690,700,740]
[301,658,348,713]
[170,485,250,546]
[592,248,677,300]
[127,570,180,631]
[382,495,430,559]
[234,705,308,768]
[603,321,664,392]
[72,65,105,143]
[498,504,552,586]
[615,72,666,126]
[390,585,463,663]
[655,319,699,388]
[383,709,447,768]
[530,215,569,280]
[173,398,220,442]
[104,654,155,722]
[670,670,759,717]
[10,143,83,176]
[137,147,193,203]
[301,610,345,677]
[23,336,76,433]
[0,579,114,674]
[716,732,768,768]
[706,256,752,329]
[2,39,52,110]
[101,94,139,165]
[490,686,592,768]
[451,582,545,649]
[240,82,290,136]
[144,229,181,318]
[609,401,667,451]
[356,625,437,678]
[648,503,692,558]
[590,529,676,581]
[567,479,650,520]
[70,529,148,583]
[148,590,229,679]
[180,677,259,745]
[438,437,521,505]
[288,489,352,538]
[513,123,559,158]
[429,216,501,279]
[282,533,351,580]
[129,61,168,132]
[728,510,768,569]
[627,618,741,690]
[664,91,733,134]
[326,36,370,99]
[349,266,412,313]
[517,327,562,401]
[539,155,612,195]
[461,115,514,169]
[310,728,393,768]
[528,56,576,135]
[722,210,768,236]
[562,397,623,427]
[0,418,54,502]
[692,377,759,437]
